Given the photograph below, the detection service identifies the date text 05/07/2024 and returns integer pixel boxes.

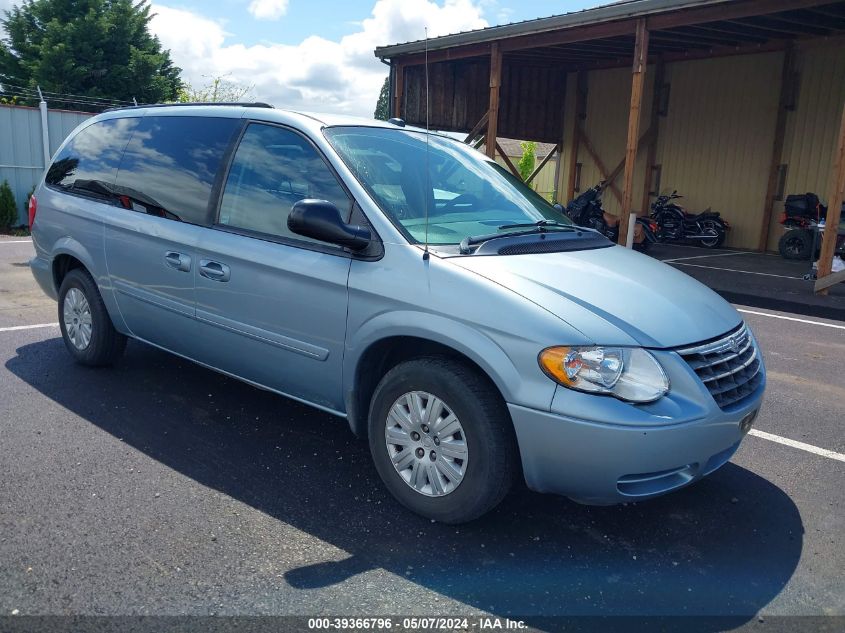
[307,617,528,630]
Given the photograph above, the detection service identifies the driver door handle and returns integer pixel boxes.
[164,251,191,272]
[199,259,231,282]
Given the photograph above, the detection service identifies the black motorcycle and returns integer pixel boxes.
[650,190,729,248]
[778,192,845,260]
[564,183,657,251]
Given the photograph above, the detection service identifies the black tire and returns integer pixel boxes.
[778,229,813,260]
[58,268,127,366]
[368,357,517,524]
[698,221,726,248]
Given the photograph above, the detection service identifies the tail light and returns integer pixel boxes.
[779,213,787,224]
[28,194,37,229]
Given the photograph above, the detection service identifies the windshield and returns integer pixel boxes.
[323,126,571,245]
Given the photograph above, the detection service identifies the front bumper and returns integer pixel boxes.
[508,391,763,505]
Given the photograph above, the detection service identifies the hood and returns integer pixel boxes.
[449,245,741,348]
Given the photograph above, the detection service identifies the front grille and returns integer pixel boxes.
[677,324,762,410]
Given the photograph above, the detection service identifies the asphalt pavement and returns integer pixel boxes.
[0,236,843,631]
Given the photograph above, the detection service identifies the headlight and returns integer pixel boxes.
[539,346,669,403]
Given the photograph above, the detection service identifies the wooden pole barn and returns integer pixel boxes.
[378,0,845,282]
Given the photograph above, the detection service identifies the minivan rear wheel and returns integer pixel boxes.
[58,268,126,366]
[368,357,516,523]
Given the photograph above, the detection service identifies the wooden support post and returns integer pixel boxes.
[495,142,521,177]
[485,43,502,160]
[464,110,489,144]
[759,47,795,252]
[641,58,665,216]
[565,71,588,202]
[815,101,845,295]
[618,18,649,248]
[393,63,404,119]
[564,121,580,201]
[606,126,654,193]
[579,125,623,204]
[526,143,559,185]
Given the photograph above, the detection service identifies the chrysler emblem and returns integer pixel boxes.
[729,335,740,353]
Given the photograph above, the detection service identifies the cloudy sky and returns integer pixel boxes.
[0,0,605,116]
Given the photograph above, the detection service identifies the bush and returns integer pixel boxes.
[517,141,536,182]
[0,180,19,230]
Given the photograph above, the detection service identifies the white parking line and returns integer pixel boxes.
[0,323,59,332]
[662,251,753,263]
[737,308,845,330]
[0,239,32,244]
[749,429,845,463]
[671,262,803,280]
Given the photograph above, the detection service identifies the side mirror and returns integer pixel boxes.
[288,199,371,252]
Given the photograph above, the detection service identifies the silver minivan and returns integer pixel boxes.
[30,104,765,523]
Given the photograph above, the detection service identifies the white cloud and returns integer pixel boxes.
[149,0,488,118]
[248,0,289,21]
[0,0,18,13]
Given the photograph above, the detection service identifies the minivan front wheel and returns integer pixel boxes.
[368,357,516,523]
[58,268,126,366]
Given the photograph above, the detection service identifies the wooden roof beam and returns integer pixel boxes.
[651,29,742,47]
[500,19,636,52]
[679,23,771,44]
[808,6,845,20]
[648,0,840,30]
[743,15,831,36]
[769,9,845,31]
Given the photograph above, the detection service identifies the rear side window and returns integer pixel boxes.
[114,116,239,225]
[46,118,140,200]
[217,123,351,242]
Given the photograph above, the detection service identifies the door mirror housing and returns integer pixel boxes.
[288,199,371,252]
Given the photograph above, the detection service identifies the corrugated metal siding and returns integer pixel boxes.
[402,58,566,142]
[655,52,782,249]
[574,66,653,216]
[767,41,845,251]
[0,105,90,224]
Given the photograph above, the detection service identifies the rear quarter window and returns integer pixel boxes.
[46,118,140,199]
[113,116,240,225]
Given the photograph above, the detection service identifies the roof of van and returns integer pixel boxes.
[101,103,405,130]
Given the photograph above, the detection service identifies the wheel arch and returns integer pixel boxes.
[51,237,98,291]
[343,314,522,439]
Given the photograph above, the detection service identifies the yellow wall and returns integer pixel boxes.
[655,52,782,249]
[766,40,845,251]
[494,152,559,201]
[555,43,845,250]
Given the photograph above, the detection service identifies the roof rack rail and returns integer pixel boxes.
[103,102,274,113]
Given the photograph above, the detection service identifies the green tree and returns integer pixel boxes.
[517,141,536,182]
[374,76,389,120]
[178,75,255,103]
[0,0,182,110]
[0,180,18,230]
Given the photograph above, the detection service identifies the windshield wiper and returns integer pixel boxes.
[497,219,574,230]
[459,224,581,254]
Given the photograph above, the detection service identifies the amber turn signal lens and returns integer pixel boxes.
[538,346,576,386]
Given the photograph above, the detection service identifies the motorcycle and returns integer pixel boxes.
[650,190,729,248]
[778,192,845,261]
[563,183,657,251]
